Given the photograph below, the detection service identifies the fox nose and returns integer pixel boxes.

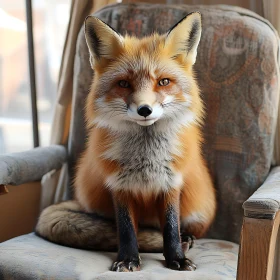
[137,105,153,117]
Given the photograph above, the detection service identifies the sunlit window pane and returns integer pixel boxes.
[33,0,70,147]
[0,0,32,154]
[0,0,70,154]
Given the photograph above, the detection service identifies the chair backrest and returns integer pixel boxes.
[68,3,279,243]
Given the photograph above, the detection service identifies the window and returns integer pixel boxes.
[0,0,70,154]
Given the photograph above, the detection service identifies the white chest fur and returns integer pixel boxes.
[102,125,183,195]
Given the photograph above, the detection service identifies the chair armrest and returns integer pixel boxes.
[237,167,280,279]
[0,145,67,186]
[243,166,280,219]
[237,212,280,280]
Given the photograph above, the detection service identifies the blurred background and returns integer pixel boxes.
[0,0,70,154]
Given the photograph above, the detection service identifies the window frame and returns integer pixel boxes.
[25,0,40,147]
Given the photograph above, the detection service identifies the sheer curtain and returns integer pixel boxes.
[41,0,118,209]
[263,0,280,33]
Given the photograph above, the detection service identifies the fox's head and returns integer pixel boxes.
[84,12,203,132]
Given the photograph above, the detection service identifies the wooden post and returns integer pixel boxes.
[237,212,280,280]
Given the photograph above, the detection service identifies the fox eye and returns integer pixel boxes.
[118,80,130,88]
[158,78,170,86]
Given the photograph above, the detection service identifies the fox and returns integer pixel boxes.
[36,12,216,272]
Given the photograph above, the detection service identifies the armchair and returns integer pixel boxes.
[0,3,279,280]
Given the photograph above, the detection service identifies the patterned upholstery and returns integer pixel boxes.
[0,233,238,280]
[70,3,279,243]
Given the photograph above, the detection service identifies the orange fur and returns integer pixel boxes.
[75,13,216,245]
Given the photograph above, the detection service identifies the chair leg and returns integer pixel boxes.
[272,231,280,280]
[237,212,280,280]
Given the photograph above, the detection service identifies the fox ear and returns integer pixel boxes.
[84,16,123,67]
[165,12,202,65]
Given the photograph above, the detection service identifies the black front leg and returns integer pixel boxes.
[111,196,140,272]
[159,192,196,271]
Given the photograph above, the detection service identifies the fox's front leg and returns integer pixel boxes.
[111,192,140,272]
[159,190,196,271]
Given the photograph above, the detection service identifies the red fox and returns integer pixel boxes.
[36,12,216,272]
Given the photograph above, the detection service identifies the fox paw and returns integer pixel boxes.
[111,259,141,272]
[167,258,196,271]
[181,234,196,252]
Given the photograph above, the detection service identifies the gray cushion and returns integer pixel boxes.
[0,145,67,186]
[0,233,238,280]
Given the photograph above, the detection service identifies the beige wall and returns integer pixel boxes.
[0,182,41,242]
